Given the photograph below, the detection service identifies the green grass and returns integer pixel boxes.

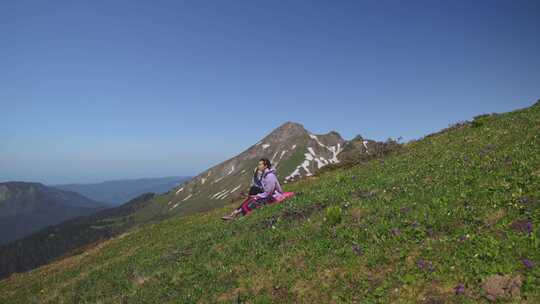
[1,102,539,303]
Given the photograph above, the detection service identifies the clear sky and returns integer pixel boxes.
[1,0,539,184]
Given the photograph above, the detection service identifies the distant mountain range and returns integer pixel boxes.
[0,192,157,279]
[51,176,191,206]
[0,182,108,245]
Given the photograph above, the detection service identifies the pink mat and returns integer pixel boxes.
[268,191,295,204]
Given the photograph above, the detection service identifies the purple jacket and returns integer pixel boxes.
[256,168,283,200]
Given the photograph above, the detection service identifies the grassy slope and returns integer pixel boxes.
[1,103,539,303]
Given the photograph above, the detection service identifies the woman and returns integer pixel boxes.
[221,158,283,220]
[225,166,263,215]
[221,164,263,220]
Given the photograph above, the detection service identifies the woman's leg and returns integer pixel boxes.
[233,188,261,212]
[222,197,252,220]
[234,196,251,211]
[242,196,273,215]
[240,196,255,215]
[222,193,271,220]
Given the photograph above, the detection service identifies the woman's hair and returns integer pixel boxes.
[253,166,261,181]
[259,158,272,169]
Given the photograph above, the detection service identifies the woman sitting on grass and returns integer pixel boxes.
[221,158,283,220]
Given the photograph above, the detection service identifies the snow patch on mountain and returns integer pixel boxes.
[285,135,345,182]
[309,134,342,164]
[216,189,231,200]
[169,202,180,210]
[212,176,225,184]
[328,143,342,163]
[314,157,329,169]
[271,151,279,162]
[211,189,228,199]
[230,184,242,193]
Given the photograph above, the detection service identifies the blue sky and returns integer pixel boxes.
[1,0,539,184]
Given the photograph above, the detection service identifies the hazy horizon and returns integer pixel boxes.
[1,175,193,186]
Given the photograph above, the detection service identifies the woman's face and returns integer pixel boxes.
[257,160,266,172]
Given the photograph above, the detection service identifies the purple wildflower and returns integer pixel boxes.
[416,259,434,272]
[525,222,533,234]
[522,259,534,270]
[454,284,465,295]
[510,219,533,234]
[352,244,363,256]
[458,234,470,242]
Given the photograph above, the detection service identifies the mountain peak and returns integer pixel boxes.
[265,121,308,140]
[278,121,305,129]
[275,121,306,132]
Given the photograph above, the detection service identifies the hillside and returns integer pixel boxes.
[1,101,539,303]
[0,182,108,245]
[0,193,157,279]
[0,122,382,280]
[52,176,191,206]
